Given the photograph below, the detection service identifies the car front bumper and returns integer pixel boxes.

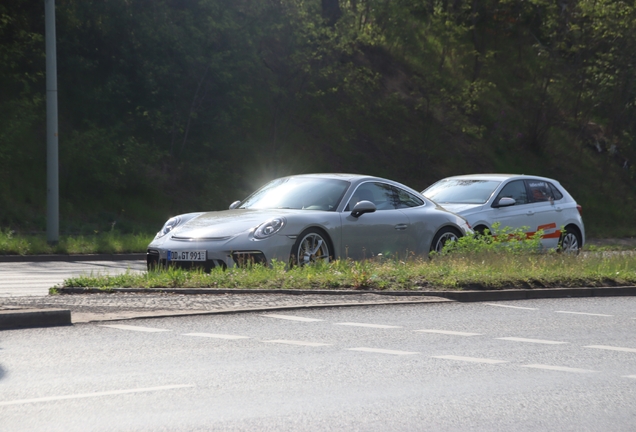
[146,233,296,271]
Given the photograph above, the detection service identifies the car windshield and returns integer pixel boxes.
[240,177,350,211]
[423,179,501,204]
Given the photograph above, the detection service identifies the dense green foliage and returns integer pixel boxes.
[0,228,152,254]
[2,0,636,236]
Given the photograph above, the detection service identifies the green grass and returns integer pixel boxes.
[57,232,636,292]
[59,251,636,292]
[0,229,154,255]
[584,242,636,252]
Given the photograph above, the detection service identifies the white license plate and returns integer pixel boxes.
[167,250,207,261]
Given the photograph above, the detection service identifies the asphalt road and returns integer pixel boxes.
[0,260,145,297]
[1,297,635,431]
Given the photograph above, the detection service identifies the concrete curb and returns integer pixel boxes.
[0,253,145,263]
[57,285,636,301]
[0,309,72,330]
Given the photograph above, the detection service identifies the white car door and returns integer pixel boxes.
[488,180,536,236]
[524,179,563,248]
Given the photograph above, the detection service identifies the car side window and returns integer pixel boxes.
[548,183,563,200]
[495,180,528,205]
[526,180,554,203]
[394,186,425,208]
[346,182,395,211]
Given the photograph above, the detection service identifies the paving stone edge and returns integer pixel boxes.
[56,285,636,300]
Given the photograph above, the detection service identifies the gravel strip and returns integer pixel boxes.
[0,292,450,323]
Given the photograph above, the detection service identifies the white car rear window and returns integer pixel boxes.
[423,179,501,204]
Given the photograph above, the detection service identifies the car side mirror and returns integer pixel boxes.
[229,200,241,210]
[493,197,516,208]
[351,200,376,218]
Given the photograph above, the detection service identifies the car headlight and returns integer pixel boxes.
[155,216,182,239]
[253,217,286,239]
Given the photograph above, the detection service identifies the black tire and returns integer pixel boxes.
[473,225,493,243]
[430,227,461,254]
[473,225,490,236]
[558,226,582,254]
[291,228,332,266]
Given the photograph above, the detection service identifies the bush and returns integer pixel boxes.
[437,223,545,256]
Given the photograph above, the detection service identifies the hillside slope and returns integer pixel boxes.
[0,0,634,237]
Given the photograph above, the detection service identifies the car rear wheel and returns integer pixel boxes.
[559,226,581,253]
[430,227,461,254]
[292,228,331,266]
[473,225,490,236]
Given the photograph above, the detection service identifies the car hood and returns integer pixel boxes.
[170,209,301,239]
[435,203,484,215]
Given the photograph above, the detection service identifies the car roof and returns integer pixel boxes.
[281,173,415,185]
[278,173,425,197]
[438,173,560,183]
[286,173,379,181]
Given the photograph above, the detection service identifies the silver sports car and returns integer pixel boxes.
[147,173,472,270]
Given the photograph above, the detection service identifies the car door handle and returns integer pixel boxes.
[526,211,534,216]
[555,207,562,212]
[394,224,408,231]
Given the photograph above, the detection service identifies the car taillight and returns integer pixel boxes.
[576,205,582,216]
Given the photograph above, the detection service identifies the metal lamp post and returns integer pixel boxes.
[45,0,59,243]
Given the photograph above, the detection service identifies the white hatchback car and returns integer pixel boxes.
[422,174,585,252]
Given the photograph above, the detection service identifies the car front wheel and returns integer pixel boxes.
[292,228,331,266]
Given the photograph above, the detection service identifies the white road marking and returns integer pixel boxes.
[98,324,170,332]
[183,333,249,340]
[485,304,538,310]
[432,355,507,364]
[522,364,597,373]
[263,340,331,347]
[496,337,567,345]
[555,311,613,317]
[0,384,194,407]
[260,314,323,322]
[335,322,402,329]
[584,345,636,353]
[415,329,482,336]
[348,347,419,356]
[625,375,636,379]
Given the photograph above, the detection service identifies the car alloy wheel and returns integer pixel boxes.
[431,227,460,254]
[293,229,331,266]
[559,227,581,253]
